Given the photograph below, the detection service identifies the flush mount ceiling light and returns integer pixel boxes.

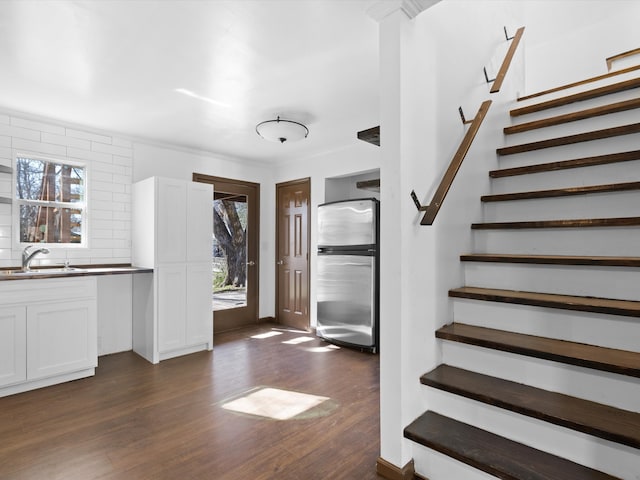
[256,116,309,144]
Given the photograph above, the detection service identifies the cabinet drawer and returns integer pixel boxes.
[0,277,96,306]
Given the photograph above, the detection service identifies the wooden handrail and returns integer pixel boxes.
[489,27,525,93]
[414,100,492,226]
[606,47,640,71]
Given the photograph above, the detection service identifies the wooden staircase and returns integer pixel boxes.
[404,69,640,478]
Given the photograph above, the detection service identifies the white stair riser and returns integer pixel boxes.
[482,190,639,222]
[490,159,640,193]
[452,297,640,351]
[412,444,496,480]
[462,262,640,300]
[425,387,640,479]
[515,69,640,108]
[496,131,640,170]
[472,227,640,256]
[441,341,640,412]
[502,104,640,147]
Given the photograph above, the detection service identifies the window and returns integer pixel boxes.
[15,155,86,245]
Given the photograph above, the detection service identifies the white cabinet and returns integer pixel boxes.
[132,176,213,363]
[0,277,97,398]
[0,307,27,387]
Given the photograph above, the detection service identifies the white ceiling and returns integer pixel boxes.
[0,0,382,164]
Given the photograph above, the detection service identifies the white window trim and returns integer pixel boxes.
[13,153,89,249]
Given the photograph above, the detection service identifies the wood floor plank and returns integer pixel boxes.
[496,122,640,156]
[436,323,640,377]
[459,253,640,267]
[449,286,640,317]
[481,181,640,202]
[489,150,640,178]
[404,411,620,480]
[421,365,640,448]
[0,323,383,480]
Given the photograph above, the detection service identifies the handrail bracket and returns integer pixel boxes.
[410,190,428,212]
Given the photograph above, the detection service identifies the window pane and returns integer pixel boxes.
[16,157,84,203]
[212,195,247,311]
[19,205,82,244]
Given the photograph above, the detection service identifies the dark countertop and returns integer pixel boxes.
[0,264,154,281]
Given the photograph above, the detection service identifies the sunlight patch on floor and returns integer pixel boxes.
[304,344,341,353]
[282,336,315,345]
[250,331,283,339]
[221,387,334,420]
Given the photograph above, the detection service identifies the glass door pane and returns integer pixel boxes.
[212,193,248,311]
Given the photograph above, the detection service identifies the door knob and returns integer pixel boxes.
[276,260,284,265]
[246,261,256,266]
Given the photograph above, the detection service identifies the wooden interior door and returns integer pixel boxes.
[192,174,260,333]
[276,178,310,331]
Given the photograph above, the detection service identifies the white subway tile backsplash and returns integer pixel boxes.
[41,132,91,150]
[12,138,66,156]
[112,137,133,148]
[12,117,65,135]
[0,124,40,141]
[113,155,133,167]
[91,171,114,183]
[66,128,112,145]
[90,190,113,202]
[92,141,132,158]
[68,146,112,163]
[0,113,133,266]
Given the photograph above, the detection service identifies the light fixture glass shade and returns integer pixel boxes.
[256,116,309,143]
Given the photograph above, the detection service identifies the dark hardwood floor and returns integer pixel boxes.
[0,323,383,479]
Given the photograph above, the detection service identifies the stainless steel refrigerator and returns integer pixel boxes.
[316,198,379,353]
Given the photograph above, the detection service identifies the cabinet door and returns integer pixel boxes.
[27,300,97,381]
[157,178,187,263]
[187,182,213,263]
[0,307,27,387]
[186,263,213,347]
[157,264,187,353]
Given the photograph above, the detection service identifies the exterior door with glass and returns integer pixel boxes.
[192,174,259,332]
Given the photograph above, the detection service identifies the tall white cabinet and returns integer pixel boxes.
[132,177,213,364]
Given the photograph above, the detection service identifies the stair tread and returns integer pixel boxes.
[505,97,640,134]
[404,411,620,480]
[497,122,640,156]
[421,365,640,448]
[511,76,640,117]
[460,253,640,267]
[518,64,640,102]
[471,217,640,229]
[490,150,640,177]
[436,322,640,377]
[481,181,640,202]
[449,286,640,317]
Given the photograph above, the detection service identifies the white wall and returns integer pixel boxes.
[377,0,525,468]
[522,0,640,94]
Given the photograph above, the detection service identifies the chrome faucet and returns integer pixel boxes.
[22,245,50,271]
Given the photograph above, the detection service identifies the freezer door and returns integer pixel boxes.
[317,199,377,247]
[316,254,376,348]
